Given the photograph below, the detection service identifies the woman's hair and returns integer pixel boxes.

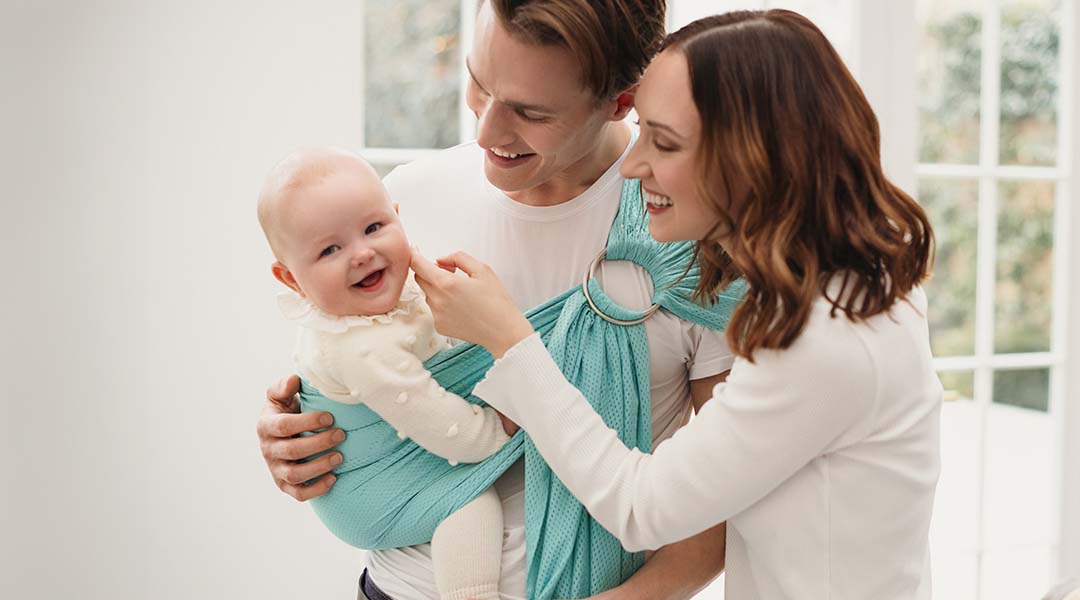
[487,0,667,101]
[664,10,935,360]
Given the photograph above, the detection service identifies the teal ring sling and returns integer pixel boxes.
[299,176,746,599]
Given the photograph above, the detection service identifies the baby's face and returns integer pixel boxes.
[276,166,412,316]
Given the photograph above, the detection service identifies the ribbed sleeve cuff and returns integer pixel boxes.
[472,332,573,426]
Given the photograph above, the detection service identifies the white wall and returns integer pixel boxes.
[2,2,371,598]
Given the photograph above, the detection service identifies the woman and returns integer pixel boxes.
[412,10,941,600]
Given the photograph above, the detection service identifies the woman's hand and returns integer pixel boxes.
[411,249,534,359]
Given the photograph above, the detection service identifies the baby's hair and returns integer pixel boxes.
[257,146,380,262]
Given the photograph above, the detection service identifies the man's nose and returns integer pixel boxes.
[475,102,513,149]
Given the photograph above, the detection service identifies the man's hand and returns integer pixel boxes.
[256,374,345,501]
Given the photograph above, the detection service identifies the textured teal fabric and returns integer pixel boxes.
[298,177,745,599]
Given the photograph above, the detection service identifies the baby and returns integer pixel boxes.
[258,147,512,600]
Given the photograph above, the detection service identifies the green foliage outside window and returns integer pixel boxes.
[919,3,1059,411]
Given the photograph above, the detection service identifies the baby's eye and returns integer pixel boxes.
[319,244,341,258]
[365,223,382,235]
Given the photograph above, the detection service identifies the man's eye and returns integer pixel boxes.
[319,244,340,258]
[365,223,382,235]
[519,111,548,123]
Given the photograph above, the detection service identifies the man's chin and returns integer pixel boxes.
[483,163,537,194]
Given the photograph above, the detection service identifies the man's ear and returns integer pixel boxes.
[610,85,638,121]
[271,261,304,296]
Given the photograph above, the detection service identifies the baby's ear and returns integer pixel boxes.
[392,201,400,215]
[271,261,304,296]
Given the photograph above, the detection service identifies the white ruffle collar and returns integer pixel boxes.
[277,278,425,334]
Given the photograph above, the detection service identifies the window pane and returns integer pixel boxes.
[992,367,1050,411]
[999,0,1060,166]
[919,178,978,356]
[917,0,982,164]
[995,181,1054,353]
[939,370,974,402]
[364,0,461,148]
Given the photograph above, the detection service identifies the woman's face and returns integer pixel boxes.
[620,49,726,243]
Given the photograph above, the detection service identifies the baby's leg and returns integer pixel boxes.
[432,486,502,600]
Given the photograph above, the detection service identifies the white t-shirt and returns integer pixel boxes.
[363,137,734,599]
[472,283,943,600]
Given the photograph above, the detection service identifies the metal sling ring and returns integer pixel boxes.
[581,248,661,326]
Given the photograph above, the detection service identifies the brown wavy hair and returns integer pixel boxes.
[664,10,934,360]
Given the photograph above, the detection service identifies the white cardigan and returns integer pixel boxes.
[472,285,942,600]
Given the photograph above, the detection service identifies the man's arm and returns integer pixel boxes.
[690,371,728,413]
[584,372,730,600]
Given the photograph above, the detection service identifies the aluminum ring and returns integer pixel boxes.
[581,248,660,326]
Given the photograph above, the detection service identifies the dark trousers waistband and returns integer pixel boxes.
[358,568,395,600]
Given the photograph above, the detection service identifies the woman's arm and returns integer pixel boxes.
[471,331,873,550]
[413,249,875,550]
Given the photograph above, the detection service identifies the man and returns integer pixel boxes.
[257,2,731,598]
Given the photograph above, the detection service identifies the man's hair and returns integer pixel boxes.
[487,0,667,100]
[663,11,935,360]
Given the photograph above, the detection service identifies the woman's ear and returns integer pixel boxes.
[271,261,304,296]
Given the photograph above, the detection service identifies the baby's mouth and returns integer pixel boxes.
[353,269,385,289]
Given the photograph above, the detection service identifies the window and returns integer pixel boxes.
[357,1,1077,598]
[917,1,1073,598]
[359,0,478,175]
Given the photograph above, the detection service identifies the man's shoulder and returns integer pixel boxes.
[382,142,484,195]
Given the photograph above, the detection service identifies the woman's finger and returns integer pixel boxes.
[434,257,458,273]
[437,251,489,278]
[410,249,448,284]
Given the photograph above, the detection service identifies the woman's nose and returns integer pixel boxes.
[619,139,649,180]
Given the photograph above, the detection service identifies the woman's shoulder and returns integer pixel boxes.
[727,294,880,407]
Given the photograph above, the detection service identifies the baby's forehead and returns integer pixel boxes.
[280,165,391,226]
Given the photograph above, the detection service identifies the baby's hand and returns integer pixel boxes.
[496,410,519,436]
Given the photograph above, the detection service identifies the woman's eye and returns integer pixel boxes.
[654,141,677,153]
[320,244,341,258]
[365,223,382,235]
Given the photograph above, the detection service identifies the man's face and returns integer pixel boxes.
[466,3,616,201]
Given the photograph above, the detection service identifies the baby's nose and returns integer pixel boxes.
[351,247,376,265]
